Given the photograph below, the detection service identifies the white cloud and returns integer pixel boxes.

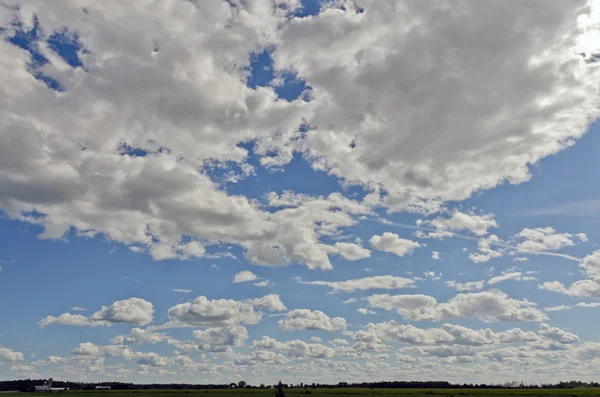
[579,250,600,278]
[0,347,24,362]
[544,305,571,312]
[488,272,537,285]
[167,296,261,327]
[193,326,248,352]
[513,227,581,252]
[233,270,258,283]
[300,275,415,293]
[342,298,357,304]
[246,294,287,311]
[111,328,173,345]
[172,289,193,293]
[333,242,371,260]
[70,306,86,311]
[251,336,336,359]
[40,298,153,328]
[273,0,600,212]
[90,298,154,326]
[469,235,505,263]
[369,233,421,257]
[279,309,347,331]
[418,210,498,238]
[366,290,547,322]
[253,280,272,287]
[538,324,579,344]
[39,313,107,328]
[432,251,441,260]
[357,308,377,315]
[539,279,600,298]
[445,280,485,292]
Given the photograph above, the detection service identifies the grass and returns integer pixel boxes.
[16,389,600,397]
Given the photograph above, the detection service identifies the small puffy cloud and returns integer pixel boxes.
[366,290,547,322]
[544,305,571,312]
[90,298,154,326]
[330,338,350,346]
[246,294,287,311]
[432,251,441,260]
[469,235,504,263]
[172,289,193,293]
[193,326,248,352]
[73,342,104,357]
[539,279,600,298]
[488,272,537,285]
[577,233,589,242]
[251,336,336,359]
[333,242,371,260]
[579,250,600,278]
[0,347,24,362]
[233,270,258,283]
[513,227,581,252]
[39,313,106,328]
[369,233,421,257]
[445,280,485,292]
[70,306,86,312]
[111,328,173,345]
[136,352,169,367]
[343,298,357,304]
[253,280,272,287]
[279,309,347,331]
[418,210,497,238]
[167,296,261,327]
[538,324,579,344]
[300,275,415,293]
[357,308,377,315]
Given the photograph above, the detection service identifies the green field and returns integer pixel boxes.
[16,389,600,397]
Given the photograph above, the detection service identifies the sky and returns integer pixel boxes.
[2,0,600,386]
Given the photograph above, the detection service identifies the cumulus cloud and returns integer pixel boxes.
[251,336,336,359]
[70,306,86,311]
[513,227,581,252]
[357,308,377,315]
[193,326,248,352]
[273,0,600,211]
[90,298,154,325]
[445,280,485,292]
[418,210,497,238]
[300,275,415,293]
[279,309,347,331]
[539,279,600,298]
[246,294,287,311]
[488,272,537,285]
[0,347,24,362]
[369,233,421,257]
[538,324,579,344]
[365,290,547,322]
[468,235,505,263]
[110,328,173,345]
[40,298,153,327]
[166,296,261,327]
[233,270,258,283]
[333,242,371,260]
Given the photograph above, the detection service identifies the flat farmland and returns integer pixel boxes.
[16,389,600,397]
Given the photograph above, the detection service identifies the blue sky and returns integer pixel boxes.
[2,0,600,385]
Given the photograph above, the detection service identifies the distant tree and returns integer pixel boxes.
[260,384,265,389]
[238,381,247,388]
